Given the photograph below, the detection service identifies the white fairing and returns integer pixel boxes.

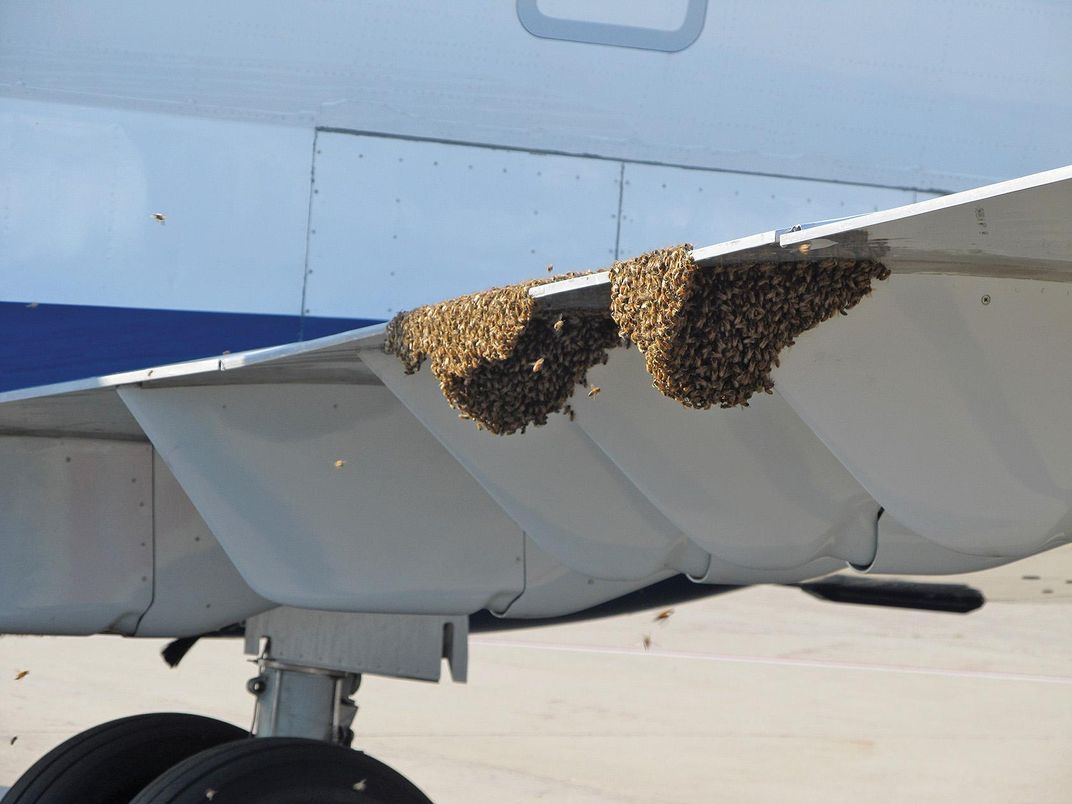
[572,351,880,571]
[118,383,527,614]
[361,345,879,582]
[361,346,702,582]
[776,274,1072,558]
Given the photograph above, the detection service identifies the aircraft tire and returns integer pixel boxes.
[2,712,248,804]
[129,737,432,803]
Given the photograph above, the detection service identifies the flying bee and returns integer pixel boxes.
[531,357,545,372]
[654,608,674,622]
[587,386,600,397]
[14,670,28,681]
[151,212,166,224]
[333,459,346,469]
[642,634,652,650]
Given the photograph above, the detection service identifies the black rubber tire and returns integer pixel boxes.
[2,713,248,804]
[129,737,433,804]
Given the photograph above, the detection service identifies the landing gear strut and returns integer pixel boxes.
[247,661,360,745]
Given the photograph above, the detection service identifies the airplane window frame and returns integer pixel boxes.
[516,0,708,53]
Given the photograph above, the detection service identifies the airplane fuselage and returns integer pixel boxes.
[3,0,1069,391]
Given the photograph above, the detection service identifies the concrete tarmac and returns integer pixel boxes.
[2,549,1071,803]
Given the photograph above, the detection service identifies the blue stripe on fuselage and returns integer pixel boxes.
[0,301,381,393]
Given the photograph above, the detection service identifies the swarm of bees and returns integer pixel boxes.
[610,244,890,409]
[384,272,619,435]
[385,243,889,434]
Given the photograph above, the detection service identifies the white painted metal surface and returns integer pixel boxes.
[863,514,1010,576]
[2,1,1068,191]
[0,387,144,440]
[498,537,676,619]
[781,165,1072,280]
[136,453,272,637]
[360,345,705,581]
[775,273,1072,558]
[245,607,468,683]
[304,133,621,318]
[119,383,527,614]
[0,323,389,409]
[534,165,1072,305]
[0,434,272,637]
[0,97,313,314]
[573,349,880,572]
[0,437,152,634]
[617,164,921,260]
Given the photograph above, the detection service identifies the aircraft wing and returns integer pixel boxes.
[1,166,1070,637]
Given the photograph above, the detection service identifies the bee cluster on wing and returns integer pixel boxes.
[384,244,889,435]
[383,273,620,435]
[610,245,891,409]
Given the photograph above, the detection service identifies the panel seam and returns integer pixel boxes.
[298,129,320,340]
[131,448,156,635]
[613,162,625,260]
[316,126,954,195]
